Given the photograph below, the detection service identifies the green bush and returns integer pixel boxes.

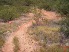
[0,6,20,22]
[60,18,69,38]
[16,6,30,13]
[53,0,69,15]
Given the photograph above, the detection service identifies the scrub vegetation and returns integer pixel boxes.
[0,0,69,52]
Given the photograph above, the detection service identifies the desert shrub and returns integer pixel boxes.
[60,18,69,38]
[36,0,69,15]
[0,6,20,22]
[53,0,69,15]
[57,0,69,39]
[16,6,30,13]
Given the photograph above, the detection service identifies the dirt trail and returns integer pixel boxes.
[16,20,38,52]
[2,34,15,52]
[41,9,61,20]
[2,13,39,52]
[2,9,61,52]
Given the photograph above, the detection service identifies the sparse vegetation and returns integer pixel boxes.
[0,25,8,48]
[28,25,60,46]
[0,36,5,48]
[39,45,63,52]
[0,0,69,52]
[13,37,19,52]
[0,22,18,48]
